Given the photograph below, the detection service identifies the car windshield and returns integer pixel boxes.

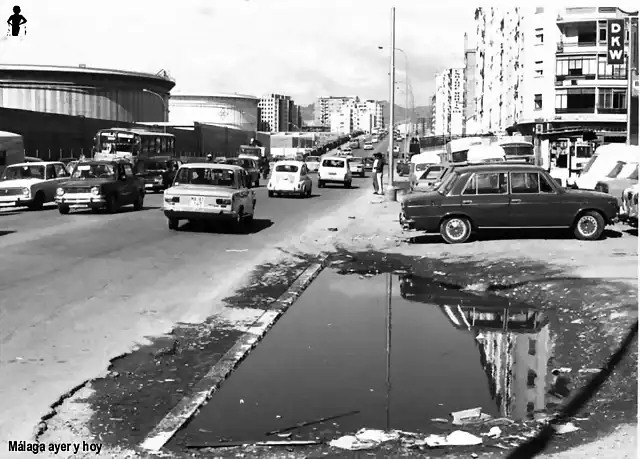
[436,171,459,195]
[615,163,638,179]
[629,166,639,180]
[419,166,444,181]
[306,156,320,163]
[606,161,626,178]
[322,159,345,168]
[350,157,362,164]
[140,161,169,172]
[174,167,237,187]
[501,144,533,157]
[275,164,299,173]
[71,163,116,179]
[1,165,45,181]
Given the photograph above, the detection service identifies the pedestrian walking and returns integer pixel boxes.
[372,154,380,194]
[374,153,384,194]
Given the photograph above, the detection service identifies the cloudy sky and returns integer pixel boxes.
[0,0,474,106]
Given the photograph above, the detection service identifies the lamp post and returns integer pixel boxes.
[142,89,168,134]
[379,45,410,139]
[384,7,397,200]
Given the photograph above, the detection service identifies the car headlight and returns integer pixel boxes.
[90,186,101,195]
[56,187,65,196]
[154,176,163,183]
[22,187,29,196]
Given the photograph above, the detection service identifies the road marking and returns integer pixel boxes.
[139,260,326,452]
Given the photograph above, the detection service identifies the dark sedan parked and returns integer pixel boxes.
[399,163,619,244]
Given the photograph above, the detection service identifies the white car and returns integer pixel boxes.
[342,146,352,154]
[305,156,321,173]
[163,163,256,231]
[0,161,70,210]
[268,160,313,198]
[620,183,639,227]
[393,146,400,154]
[363,143,374,151]
[318,156,352,188]
[347,156,365,177]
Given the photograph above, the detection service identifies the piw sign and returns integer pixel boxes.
[607,19,625,65]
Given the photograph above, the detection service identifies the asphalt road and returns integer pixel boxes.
[0,138,389,445]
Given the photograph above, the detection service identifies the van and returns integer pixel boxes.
[0,131,25,176]
[409,151,442,190]
[317,156,352,188]
[575,144,640,190]
[432,145,507,189]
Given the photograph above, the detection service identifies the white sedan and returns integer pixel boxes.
[268,160,313,197]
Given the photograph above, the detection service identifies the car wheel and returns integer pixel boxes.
[58,205,70,215]
[133,193,144,211]
[573,210,605,241]
[29,192,45,211]
[440,216,472,244]
[105,194,118,214]
[318,180,324,188]
[168,218,179,230]
[268,190,274,197]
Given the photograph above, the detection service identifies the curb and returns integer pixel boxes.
[139,260,326,453]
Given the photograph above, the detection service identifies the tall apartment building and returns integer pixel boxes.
[329,107,354,134]
[355,99,384,133]
[473,6,638,143]
[287,100,303,131]
[314,96,360,128]
[463,33,478,135]
[258,94,290,132]
[433,68,465,136]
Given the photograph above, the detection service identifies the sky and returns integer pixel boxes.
[0,0,476,107]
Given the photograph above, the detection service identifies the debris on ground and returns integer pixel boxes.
[420,430,483,447]
[327,228,338,232]
[554,422,580,434]
[451,407,492,426]
[328,429,399,450]
[226,249,249,252]
[483,426,502,438]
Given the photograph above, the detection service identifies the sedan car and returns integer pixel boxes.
[305,156,321,173]
[163,163,256,231]
[347,157,365,177]
[134,156,182,193]
[594,163,638,206]
[224,157,261,187]
[0,161,70,210]
[268,160,313,197]
[400,163,619,244]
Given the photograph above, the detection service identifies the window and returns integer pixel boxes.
[598,88,627,113]
[54,164,69,177]
[45,164,56,179]
[598,25,607,43]
[534,94,543,110]
[511,172,540,194]
[556,56,597,79]
[597,55,627,79]
[527,370,537,388]
[276,164,299,173]
[528,339,537,356]
[539,174,555,193]
[463,172,507,195]
[535,61,543,76]
[555,88,596,113]
[535,33,544,44]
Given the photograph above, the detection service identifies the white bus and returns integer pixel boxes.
[93,128,176,163]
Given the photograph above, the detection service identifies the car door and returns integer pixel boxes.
[460,171,510,227]
[54,163,70,187]
[118,164,134,204]
[508,171,574,227]
[43,164,60,201]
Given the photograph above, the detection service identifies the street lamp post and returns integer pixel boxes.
[379,46,410,151]
[142,89,168,134]
[386,7,397,200]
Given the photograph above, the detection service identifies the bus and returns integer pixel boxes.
[498,136,535,164]
[93,128,176,163]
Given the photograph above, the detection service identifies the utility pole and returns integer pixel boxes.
[386,7,396,200]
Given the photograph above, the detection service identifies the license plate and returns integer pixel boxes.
[190,196,205,208]
[145,184,154,188]
[329,172,336,176]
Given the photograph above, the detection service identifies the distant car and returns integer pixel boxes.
[268,161,313,198]
[163,163,256,231]
[55,160,144,214]
[363,157,375,171]
[224,157,261,187]
[0,161,70,210]
[342,146,352,154]
[620,184,639,227]
[393,146,400,154]
[363,143,374,151]
[134,156,182,193]
[318,156,352,188]
[400,163,619,244]
[305,155,321,173]
[347,156,365,177]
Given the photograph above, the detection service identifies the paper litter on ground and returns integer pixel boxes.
[451,407,492,425]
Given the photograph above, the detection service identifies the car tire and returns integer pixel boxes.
[168,218,179,230]
[58,205,70,215]
[318,180,324,188]
[105,194,118,214]
[440,216,472,244]
[29,192,45,211]
[133,193,144,211]
[573,210,605,241]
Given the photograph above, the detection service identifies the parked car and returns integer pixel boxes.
[396,160,410,176]
[399,163,619,244]
[363,157,375,171]
[0,161,70,210]
[393,146,400,154]
[55,160,144,214]
[347,156,365,177]
[620,184,639,227]
[318,156,352,188]
[134,156,182,193]
[267,161,313,198]
[163,163,256,231]
[594,162,638,205]
[224,157,261,187]
[305,155,321,173]
[363,142,374,151]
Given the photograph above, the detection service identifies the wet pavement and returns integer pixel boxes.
[170,269,558,448]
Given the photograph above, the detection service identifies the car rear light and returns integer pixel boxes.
[216,198,232,205]
[164,196,180,203]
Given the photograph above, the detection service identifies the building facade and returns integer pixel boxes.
[463,33,478,134]
[314,96,360,128]
[169,94,259,131]
[329,107,354,134]
[258,94,297,132]
[355,99,384,133]
[433,68,465,136]
[473,6,637,143]
[0,64,174,122]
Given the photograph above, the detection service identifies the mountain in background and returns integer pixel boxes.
[299,101,432,126]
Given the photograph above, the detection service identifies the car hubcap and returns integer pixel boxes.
[579,216,597,237]
[446,219,466,240]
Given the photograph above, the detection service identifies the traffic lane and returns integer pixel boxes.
[0,177,369,444]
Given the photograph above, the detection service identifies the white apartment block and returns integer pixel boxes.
[433,68,465,136]
[258,94,291,132]
[473,6,636,143]
[314,96,360,129]
[329,107,354,134]
[355,99,384,133]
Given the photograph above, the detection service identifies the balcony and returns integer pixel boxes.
[555,74,597,85]
[597,107,627,114]
[555,107,596,114]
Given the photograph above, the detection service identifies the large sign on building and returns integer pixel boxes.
[607,19,625,65]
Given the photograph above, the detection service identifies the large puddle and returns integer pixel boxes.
[170,269,557,447]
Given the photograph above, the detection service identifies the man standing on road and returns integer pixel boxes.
[372,153,380,194]
[372,152,384,195]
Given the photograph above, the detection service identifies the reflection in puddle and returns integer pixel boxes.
[399,274,553,421]
[172,270,556,447]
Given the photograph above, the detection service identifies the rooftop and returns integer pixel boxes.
[170,93,259,101]
[0,64,175,84]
